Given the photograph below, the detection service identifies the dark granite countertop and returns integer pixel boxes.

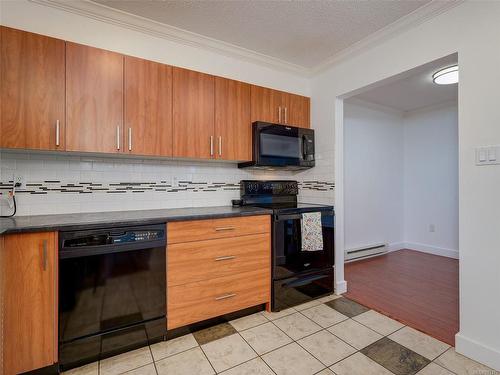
[0,206,273,235]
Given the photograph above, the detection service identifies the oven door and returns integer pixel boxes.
[273,210,334,280]
[255,122,314,168]
[273,268,334,311]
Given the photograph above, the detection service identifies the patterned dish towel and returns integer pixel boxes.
[301,212,323,251]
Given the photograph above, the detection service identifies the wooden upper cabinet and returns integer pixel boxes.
[251,85,310,128]
[285,93,310,128]
[250,85,282,124]
[215,77,251,161]
[172,67,215,159]
[66,42,123,153]
[125,56,173,156]
[1,231,57,374]
[0,26,65,150]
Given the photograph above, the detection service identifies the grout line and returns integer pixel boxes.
[148,335,200,363]
[430,359,459,375]
[198,340,221,374]
[147,345,160,375]
[117,361,156,375]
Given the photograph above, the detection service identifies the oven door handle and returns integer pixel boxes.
[275,210,333,222]
[275,213,303,221]
[281,274,328,288]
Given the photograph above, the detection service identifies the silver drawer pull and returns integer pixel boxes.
[215,226,235,231]
[215,293,236,301]
[215,255,236,261]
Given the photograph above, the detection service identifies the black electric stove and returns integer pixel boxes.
[239,180,335,311]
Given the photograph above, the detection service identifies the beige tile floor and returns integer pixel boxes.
[63,295,498,375]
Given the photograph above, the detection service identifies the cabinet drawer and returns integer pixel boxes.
[167,269,269,329]
[167,215,270,244]
[168,233,270,286]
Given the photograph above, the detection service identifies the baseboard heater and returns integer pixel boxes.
[345,243,387,262]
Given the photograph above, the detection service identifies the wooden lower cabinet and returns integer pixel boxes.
[167,215,270,244]
[168,269,269,329]
[1,231,58,374]
[167,215,271,329]
[168,233,270,286]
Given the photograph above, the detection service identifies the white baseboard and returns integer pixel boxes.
[387,242,406,252]
[404,242,459,259]
[455,332,500,371]
[335,280,347,294]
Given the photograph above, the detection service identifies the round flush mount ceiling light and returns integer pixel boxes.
[432,65,459,85]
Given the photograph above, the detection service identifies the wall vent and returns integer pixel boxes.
[345,243,388,262]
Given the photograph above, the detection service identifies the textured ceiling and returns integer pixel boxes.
[354,54,458,112]
[93,0,431,68]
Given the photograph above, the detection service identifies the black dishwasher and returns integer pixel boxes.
[59,224,166,371]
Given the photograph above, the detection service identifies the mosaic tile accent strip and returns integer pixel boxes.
[299,181,335,191]
[0,180,335,195]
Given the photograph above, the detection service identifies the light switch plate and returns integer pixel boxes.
[476,145,500,165]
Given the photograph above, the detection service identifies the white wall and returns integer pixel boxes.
[404,103,459,257]
[344,101,458,258]
[344,100,404,251]
[311,1,500,369]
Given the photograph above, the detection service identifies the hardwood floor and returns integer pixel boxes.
[344,249,459,346]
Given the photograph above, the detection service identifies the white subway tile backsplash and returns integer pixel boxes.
[0,150,334,216]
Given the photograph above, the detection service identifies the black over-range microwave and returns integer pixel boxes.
[238,122,315,170]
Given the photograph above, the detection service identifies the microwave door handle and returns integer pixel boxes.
[302,135,307,160]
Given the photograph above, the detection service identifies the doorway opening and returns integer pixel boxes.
[341,54,459,346]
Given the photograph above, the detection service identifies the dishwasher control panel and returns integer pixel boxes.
[61,224,166,249]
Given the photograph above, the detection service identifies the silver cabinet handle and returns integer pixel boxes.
[55,120,60,147]
[215,293,236,301]
[215,255,236,261]
[116,126,120,150]
[42,240,48,271]
[284,107,288,124]
[210,136,214,156]
[128,127,132,151]
[278,106,282,123]
[218,136,222,157]
[215,226,235,231]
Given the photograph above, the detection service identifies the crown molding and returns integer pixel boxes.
[30,0,464,78]
[309,0,465,76]
[29,0,309,76]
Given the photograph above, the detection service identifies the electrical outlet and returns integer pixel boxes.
[429,224,436,233]
[14,174,24,188]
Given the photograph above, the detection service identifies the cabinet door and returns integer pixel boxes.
[125,56,173,156]
[285,93,310,128]
[250,85,284,124]
[172,67,215,159]
[1,232,57,374]
[0,26,65,150]
[66,42,123,153]
[215,77,251,161]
